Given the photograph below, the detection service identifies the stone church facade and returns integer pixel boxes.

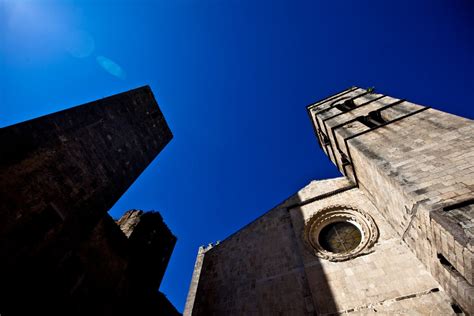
[185,87,474,315]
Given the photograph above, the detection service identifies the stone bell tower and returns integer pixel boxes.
[308,87,473,312]
[185,87,473,315]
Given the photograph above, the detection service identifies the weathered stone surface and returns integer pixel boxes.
[184,245,211,315]
[118,209,145,237]
[186,179,455,315]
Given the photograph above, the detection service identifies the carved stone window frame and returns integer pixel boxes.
[303,205,379,262]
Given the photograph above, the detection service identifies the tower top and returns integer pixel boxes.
[307,86,431,185]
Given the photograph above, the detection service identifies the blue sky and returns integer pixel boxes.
[1,0,473,311]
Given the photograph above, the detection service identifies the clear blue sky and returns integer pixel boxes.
[1,0,473,311]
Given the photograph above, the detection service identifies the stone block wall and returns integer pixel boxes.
[188,206,312,315]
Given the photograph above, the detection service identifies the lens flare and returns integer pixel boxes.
[96,56,126,80]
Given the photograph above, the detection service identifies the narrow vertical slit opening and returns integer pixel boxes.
[451,302,464,314]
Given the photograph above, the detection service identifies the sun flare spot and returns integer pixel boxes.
[96,56,126,80]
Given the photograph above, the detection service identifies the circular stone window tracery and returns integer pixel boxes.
[303,205,378,262]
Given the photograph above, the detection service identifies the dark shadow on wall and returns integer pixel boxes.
[286,203,339,316]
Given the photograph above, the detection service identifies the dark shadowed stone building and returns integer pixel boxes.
[185,87,473,315]
[0,86,180,315]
